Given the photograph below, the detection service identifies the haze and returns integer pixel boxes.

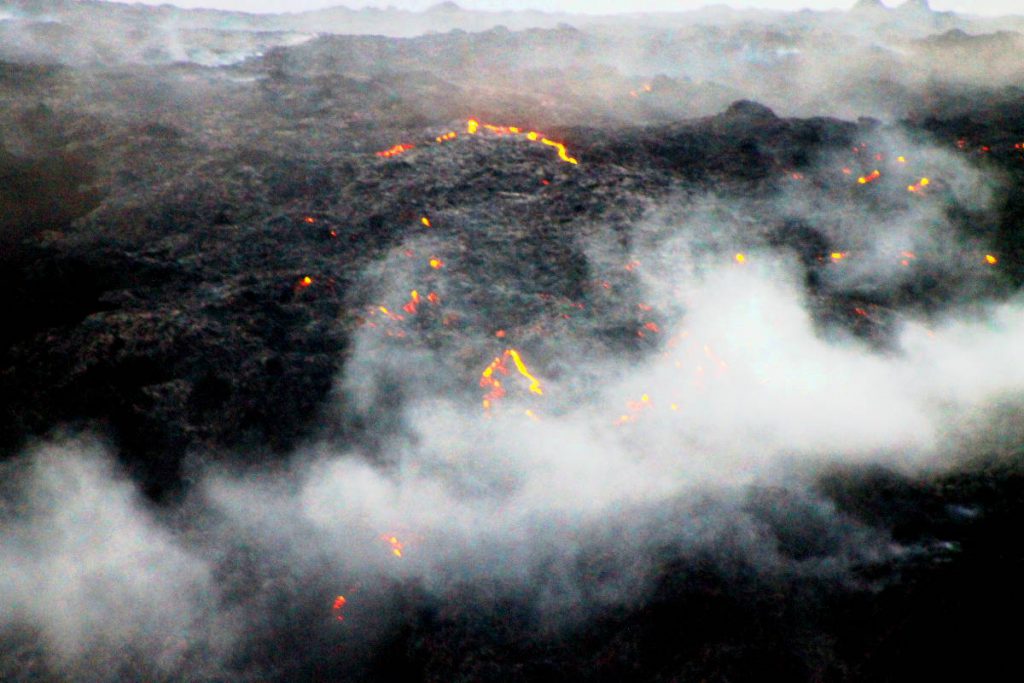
[97,1,1022,17]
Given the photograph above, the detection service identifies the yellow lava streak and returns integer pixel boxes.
[858,169,881,185]
[480,348,544,412]
[381,534,404,558]
[466,118,578,164]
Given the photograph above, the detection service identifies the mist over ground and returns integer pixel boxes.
[2,1,1024,680]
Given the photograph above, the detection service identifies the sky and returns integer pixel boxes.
[97,1,1022,17]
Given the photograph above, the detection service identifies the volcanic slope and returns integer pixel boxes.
[2,23,1024,682]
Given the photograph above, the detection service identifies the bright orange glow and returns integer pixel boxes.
[462,118,579,164]
[402,290,421,314]
[495,329,506,338]
[298,276,313,288]
[858,169,881,184]
[332,595,347,621]
[376,143,415,158]
[303,216,316,224]
[427,291,440,304]
[985,254,998,265]
[907,177,930,193]
[480,348,544,412]
[421,216,431,227]
[435,131,457,143]
[381,534,404,558]
[896,156,907,164]
[429,258,444,269]
[735,253,746,264]
[830,252,847,261]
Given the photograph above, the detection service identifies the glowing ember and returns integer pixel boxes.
[985,254,998,265]
[381,534,404,558]
[907,177,930,193]
[896,156,907,164]
[376,143,415,158]
[435,131,457,143]
[332,595,347,621]
[421,216,432,227]
[303,216,316,224]
[480,348,544,412]
[429,258,445,269]
[296,275,313,289]
[402,290,421,314]
[735,253,747,264]
[465,118,579,164]
[858,169,881,185]
[830,252,847,262]
[427,292,440,304]
[375,306,404,322]
[616,393,653,425]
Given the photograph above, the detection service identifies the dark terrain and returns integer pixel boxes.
[1,2,1023,681]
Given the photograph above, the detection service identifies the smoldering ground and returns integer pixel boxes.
[2,126,1022,680]
[2,3,1024,678]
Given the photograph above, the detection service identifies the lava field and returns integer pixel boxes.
[2,1,1024,681]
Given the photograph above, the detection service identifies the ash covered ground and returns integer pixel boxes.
[2,1,1024,681]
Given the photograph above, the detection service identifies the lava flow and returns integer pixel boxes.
[480,348,544,412]
[466,118,579,164]
[375,143,415,158]
[857,169,881,185]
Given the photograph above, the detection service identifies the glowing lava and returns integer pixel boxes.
[907,177,930,193]
[402,290,421,314]
[985,254,998,265]
[375,143,415,158]
[332,595,347,621]
[381,534,404,558]
[429,258,445,269]
[466,118,579,164]
[858,170,881,185]
[480,348,544,412]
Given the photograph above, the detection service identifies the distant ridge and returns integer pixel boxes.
[851,0,889,11]
[897,0,933,11]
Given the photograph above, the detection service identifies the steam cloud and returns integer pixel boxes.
[2,3,1023,679]
[2,122,1021,678]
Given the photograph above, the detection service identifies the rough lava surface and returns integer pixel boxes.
[2,1,1024,681]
